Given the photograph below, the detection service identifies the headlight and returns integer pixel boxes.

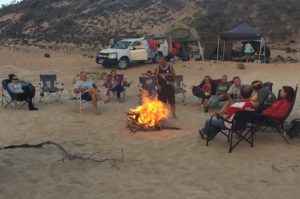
[108,53,117,59]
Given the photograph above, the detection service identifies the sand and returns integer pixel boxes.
[0,47,300,199]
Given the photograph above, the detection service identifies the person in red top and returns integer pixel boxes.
[234,86,295,127]
[201,75,213,112]
[199,85,255,140]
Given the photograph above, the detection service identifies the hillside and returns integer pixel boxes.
[0,0,300,51]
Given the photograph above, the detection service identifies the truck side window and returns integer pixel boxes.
[132,42,145,50]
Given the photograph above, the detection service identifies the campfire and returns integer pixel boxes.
[128,91,169,132]
[128,91,180,132]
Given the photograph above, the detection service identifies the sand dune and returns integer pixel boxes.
[0,47,300,199]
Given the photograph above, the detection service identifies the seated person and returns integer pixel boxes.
[191,75,213,100]
[250,80,276,111]
[234,86,295,128]
[208,75,231,108]
[199,85,255,140]
[221,76,242,112]
[140,70,156,95]
[7,74,38,111]
[104,69,128,101]
[201,75,212,112]
[74,71,108,114]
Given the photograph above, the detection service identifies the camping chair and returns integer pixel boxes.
[39,74,64,103]
[205,113,255,153]
[263,82,273,91]
[1,79,28,109]
[174,75,187,105]
[104,74,127,100]
[230,85,298,151]
[206,114,231,147]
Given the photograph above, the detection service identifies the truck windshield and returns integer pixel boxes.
[111,41,132,49]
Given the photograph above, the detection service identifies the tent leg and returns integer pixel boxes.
[222,41,226,61]
[217,36,220,61]
[258,38,263,63]
[197,41,204,61]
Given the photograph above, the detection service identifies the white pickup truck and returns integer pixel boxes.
[96,37,169,69]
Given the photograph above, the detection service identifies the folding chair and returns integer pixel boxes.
[205,113,255,153]
[174,75,187,105]
[105,74,127,99]
[1,79,28,109]
[39,74,64,103]
[263,82,273,91]
[74,90,91,113]
[206,114,231,147]
[229,84,298,151]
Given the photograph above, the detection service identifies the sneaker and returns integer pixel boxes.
[29,107,39,111]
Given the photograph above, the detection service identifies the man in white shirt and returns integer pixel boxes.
[74,71,108,114]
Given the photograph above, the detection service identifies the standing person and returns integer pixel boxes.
[7,74,38,111]
[244,42,255,62]
[74,71,108,114]
[154,56,177,118]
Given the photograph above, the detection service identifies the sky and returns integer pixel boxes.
[0,0,22,7]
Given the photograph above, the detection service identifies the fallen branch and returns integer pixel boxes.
[0,141,124,168]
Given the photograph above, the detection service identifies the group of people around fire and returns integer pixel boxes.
[3,56,296,141]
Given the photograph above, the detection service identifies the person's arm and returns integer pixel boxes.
[7,83,23,94]
[170,65,176,83]
[153,66,161,90]
[263,101,290,120]
[74,81,88,93]
[227,85,234,101]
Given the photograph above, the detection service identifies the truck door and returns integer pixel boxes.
[130,41,148,61]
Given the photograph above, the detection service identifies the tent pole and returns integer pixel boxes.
[222,41,226,61]
[197,40,205,61]
[258,37,263,63]
[217,36,220,61]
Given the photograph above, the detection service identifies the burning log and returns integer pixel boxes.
[127,90,181,132]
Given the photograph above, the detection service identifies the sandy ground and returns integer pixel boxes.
[0,47,300,199]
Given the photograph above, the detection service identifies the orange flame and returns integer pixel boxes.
[129,90,169,128]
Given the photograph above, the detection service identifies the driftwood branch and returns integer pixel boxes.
[0,141,124,168]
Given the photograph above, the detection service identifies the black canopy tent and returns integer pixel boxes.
[217,23,265,61]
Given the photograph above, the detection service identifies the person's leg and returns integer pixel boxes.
[167,92,177,119]
[88,88,98,113]
[208,95,219,107]
[21,86,37,110]
[115,85,124,100]
[203,98,209,112]
[203,119,227,139]
[234,110,270,129]
[170,103,176,119]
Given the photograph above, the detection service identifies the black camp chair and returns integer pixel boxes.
[230,85,298,151]
[1,79,28,109]
[204,113,256,153]
[205,114,231,147]
[39,74,64,103]
[174,75,187,105]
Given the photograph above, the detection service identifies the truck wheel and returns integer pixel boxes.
[118,57,129,69]
[96,58,101,64]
